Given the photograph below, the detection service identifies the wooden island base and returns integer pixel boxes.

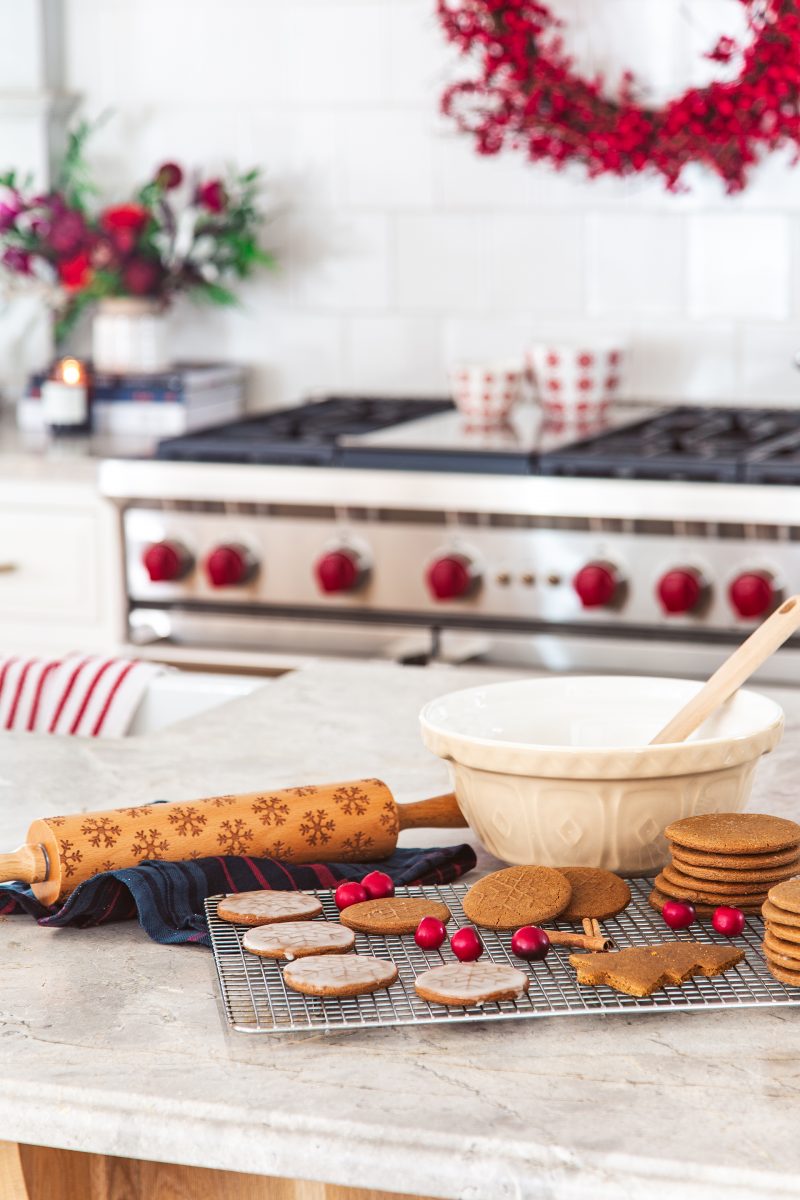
[1,1142,441,1200]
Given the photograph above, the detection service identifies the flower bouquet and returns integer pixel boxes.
[0,122,274,367]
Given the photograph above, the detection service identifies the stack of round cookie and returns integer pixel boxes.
[762,880,800,987]
[649,813,800,916]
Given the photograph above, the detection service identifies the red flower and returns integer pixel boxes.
[155,161,183,189]
[706,36,737,64]
[122,257,161,296]
[2,247,31,275]
[48,210,86,256]
[197,179,227,213]
[58,251,92,291]
[101,203,149,255]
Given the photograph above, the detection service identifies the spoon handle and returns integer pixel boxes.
[650,595,800,745]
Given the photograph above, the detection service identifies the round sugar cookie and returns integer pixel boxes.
[339,896,451,935]
[669,842,800,870]
[243,921,354,960]
[654,872,770,909]
[462,866,572,930]
[762,899,800,928]
[216,890,322,926]
[661,864,773,897]
[283,954,397,997]
[767,879,800,915]
[555,867,631,921]
[414,962,529,1007]
[649,887,762,917]
[664,813,800,856]
[670,852,800,885]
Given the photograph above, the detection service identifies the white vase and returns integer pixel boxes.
[92,297,170,375]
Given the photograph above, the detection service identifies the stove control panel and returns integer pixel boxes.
[123,507,790,635]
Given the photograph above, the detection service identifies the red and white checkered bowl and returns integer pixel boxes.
[448,362,525,428]
[527,342,625,428]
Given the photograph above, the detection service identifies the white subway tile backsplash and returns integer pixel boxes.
[344,315,444,392]
[486,214,585,314]
[290,212,392,311]
[339,110,435,208]
[587,214,685,317]
[394,214,493,313]
[626,322,737,402]
[738,326,800,406]
[688,214,791,320]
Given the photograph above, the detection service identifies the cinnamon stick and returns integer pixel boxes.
[547,930,613,952]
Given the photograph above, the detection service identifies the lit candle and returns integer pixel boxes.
[41,357,90,435]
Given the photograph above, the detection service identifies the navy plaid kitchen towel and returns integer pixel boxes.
[0,844,476,947]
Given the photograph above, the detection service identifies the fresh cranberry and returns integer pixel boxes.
[360,870,394,900]
[450,926,484,962]
[414,916,447,950]
[712,906,746,937]
[661,900,696,930]
[511,925,551,961]
[334,881,368,911]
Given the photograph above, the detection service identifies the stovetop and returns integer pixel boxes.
[155,397,800,483]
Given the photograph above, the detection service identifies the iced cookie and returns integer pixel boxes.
[339,896,451,935]
[570,941,744,998]
[216,890,322,926]
[414,962,529,1007]
[283,954,398,997]
[556,867,631,921]
[462,866,571,930]
[243,921,354,960]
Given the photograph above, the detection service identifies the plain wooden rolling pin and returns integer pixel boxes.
[0,779,468,905]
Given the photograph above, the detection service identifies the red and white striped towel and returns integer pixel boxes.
[0,655,165,737]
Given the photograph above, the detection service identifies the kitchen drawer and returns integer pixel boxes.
[0,509,100,624]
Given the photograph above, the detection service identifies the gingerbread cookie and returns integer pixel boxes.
[670,842,800,870]
[283,954,397,997]
[650,887,762,916]
[764,959,800,988]
[660,865,775,896]
[670,853,800,884]
[763,930,800,962]
[767,879,800,915]
[462,866,571,930]
[664,813,800,855]
[762,917,800,945]
[414,962,529,1007]
[555,867,631,922]
[216,890,323,926]
[570,941,744,998]
[762,899,800,928]
[339,896,451,935]
[654,872,771,908]
[243,921,354,960]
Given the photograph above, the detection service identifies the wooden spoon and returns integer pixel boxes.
[650,594,800,745]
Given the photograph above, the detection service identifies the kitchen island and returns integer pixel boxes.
[2,660,800,1200]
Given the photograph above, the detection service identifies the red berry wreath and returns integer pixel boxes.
[437,0,800,192]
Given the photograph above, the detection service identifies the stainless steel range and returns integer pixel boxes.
[100,399,800,681]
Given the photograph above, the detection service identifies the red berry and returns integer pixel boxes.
[511,925,550,961]
[334,881,368,911]
[450,926,484,962]
[661,900,696,930]
[712,906,746,937]
[414,916,447,950]
[360,870,394,900]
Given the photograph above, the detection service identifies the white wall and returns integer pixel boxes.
[62,0,800,409]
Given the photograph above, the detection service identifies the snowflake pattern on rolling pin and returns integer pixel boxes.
[299,809,336,847]
[167,806,208,838]
[343,831,374,856]
[80,816,122,849]
[59,839,83,877]
[333,785,370,817]
[131,828,170,860]
[379,798,400,835]
[263,839,294,861]
[217,818,254,854]
[208,794,237,808]
[252,794,290,827]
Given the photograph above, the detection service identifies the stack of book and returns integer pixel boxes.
[19,362,245,436]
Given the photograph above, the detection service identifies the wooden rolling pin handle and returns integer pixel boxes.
[0,843,49,886]
[397,793,468,831]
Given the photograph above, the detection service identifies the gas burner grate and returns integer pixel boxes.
[206,880,799,1035]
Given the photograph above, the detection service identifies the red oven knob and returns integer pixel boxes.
[657,568,705,615]
[142,539,193,583]
[573,562,620,609]
[315,549,364,594]
[426,554,478,602]
[729,571,777,620]
[204,543,255,588]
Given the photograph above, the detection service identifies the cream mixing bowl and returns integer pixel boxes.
[419,676,784,875]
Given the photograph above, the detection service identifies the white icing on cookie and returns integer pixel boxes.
[243,922,354,959]
[283,954,398,996]
[414,963,529,1006]
[216,890,322,925]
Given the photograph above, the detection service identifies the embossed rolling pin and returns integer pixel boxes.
[0,779,468,905]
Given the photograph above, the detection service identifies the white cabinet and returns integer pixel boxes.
[0,476,123,655]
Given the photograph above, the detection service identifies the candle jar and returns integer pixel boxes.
[92,297,170,375]
[41,358,90,436]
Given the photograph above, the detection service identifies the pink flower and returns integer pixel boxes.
[122,257,161,296]
[197,179,227,213]
[155,161,183,189]
[2,247,31,274]
[48,210,87,256]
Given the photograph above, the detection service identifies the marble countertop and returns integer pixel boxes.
[0,409,153,485]
[2,661,800,1200]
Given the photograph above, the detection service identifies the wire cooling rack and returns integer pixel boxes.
[205,879,800,1035]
